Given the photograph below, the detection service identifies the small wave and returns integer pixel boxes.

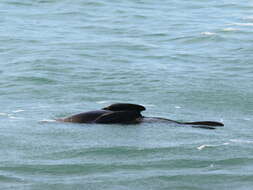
[242,16,253,21]
[198,139,253,150]
[143,104,156,107]
[0,113,8,116]
[40,146,194,161]
[9,116,18,119]
[12,109,25,113]
[39,119,57,123]
[0,174,25,183]
[197,144,217,150]
[201,32,216,36]
[229,23,253,26]
[197,142,230,150]
[96,100,112,104]
[222,28,239,32]
[4,1,33,6]
[14,76,57,85]
[230,139,253,144]
[8,114,24,119]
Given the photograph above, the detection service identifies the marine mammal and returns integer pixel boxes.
[57,103,224,129]
[57,103,144,124]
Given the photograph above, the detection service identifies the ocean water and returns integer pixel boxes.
[0,0,253,189]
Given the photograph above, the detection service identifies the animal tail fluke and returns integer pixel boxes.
[182,121,224,127]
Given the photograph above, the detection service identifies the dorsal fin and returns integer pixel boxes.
[102,103,146,112]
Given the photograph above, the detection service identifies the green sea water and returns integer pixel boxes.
[0,0,253,189]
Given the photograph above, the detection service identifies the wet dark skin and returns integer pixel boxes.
[57,103,224,129]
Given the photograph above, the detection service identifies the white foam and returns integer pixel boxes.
[12,109,25,113]
[230,23,253,26]
[230,139,253,144]
[8,116,19,119]
[197,144,215,150]
[197,142,229,150]
[39,119,57,123]
[222,28,239,31]
[201,32,216,36]
[96,101,111,104]
[243,16,253,20]
[144,104,155,107]
[175,106,181,109]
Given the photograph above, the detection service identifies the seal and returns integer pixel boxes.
[57,103,224,129]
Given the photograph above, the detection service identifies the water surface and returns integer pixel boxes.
[0,0,253,189]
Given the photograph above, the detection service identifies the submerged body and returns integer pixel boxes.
[57,103,224,129]
[58,110,109,123]
[58,109,143,124]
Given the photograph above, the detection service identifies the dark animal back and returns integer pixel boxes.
[102,103,146,112]
[63,110,109,123]
[95,111,142,124]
